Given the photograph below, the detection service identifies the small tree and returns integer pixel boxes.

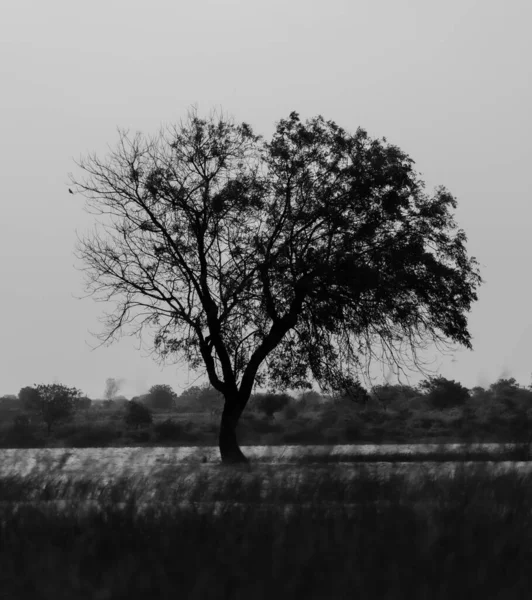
[254,392,291,419]
[146,384,178,410]
[104,378,123,400]
[125,400,153,429]
[21,384,82,435]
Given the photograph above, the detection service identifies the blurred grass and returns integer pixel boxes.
[1,458,532,598]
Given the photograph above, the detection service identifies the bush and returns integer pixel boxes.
[153,418,183,441]
[281,404,298,420]
[12,414,32,432]
[253,392,291,419]
[124,401,153,429]
[125,429,152,443]
[248,418,284,434]
[65,425,119,448]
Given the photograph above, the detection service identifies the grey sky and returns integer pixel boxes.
[1,0,530,399]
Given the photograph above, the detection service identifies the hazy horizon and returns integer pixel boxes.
[1,0,531,400]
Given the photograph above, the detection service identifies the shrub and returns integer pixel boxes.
[65,425,119,448]
[247,417,284,434]
[153,418,183,441]
[124,401,153,429]
[253,392,291,419]
[281,404,298,420]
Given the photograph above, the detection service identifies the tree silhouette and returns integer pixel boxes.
[70,107,483,463]
[21,383,82,435]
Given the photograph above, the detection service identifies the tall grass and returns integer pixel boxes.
[1,458,532,598]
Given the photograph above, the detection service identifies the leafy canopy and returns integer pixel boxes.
[71,108,482,401]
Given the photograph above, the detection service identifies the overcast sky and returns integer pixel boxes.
[1,0,530,399]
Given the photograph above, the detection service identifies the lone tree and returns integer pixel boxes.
[20,383,82,435]
[70,108,482,463]
[146,384,178,410]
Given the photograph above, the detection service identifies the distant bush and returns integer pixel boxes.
[20,383,82,435]
[124,401,153,429]
[253,392,291,419]
[297,390,326,409]
[125,429,152,443]
[153,418,183,441]
[281,404,298,420]
[65,425,119,448]
[248,418,284,434]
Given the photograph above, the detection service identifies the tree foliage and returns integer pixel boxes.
[124,400,153,429]
[21,384,82,434]
[146,384,178,410]
[253,392,291,419]
[417,376,470,410]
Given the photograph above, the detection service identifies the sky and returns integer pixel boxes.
[1,0,531,399]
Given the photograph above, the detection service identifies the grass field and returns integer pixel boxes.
[1,443,532,598]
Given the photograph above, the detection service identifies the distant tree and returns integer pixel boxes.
[104,378,123,400]
[71,108,483,463]
[22,384,82,435]
[74,395,92,412]
[297,390,324,410]
[489,378,521,397]
[370,383,419,408]
[146,384,178,410]
[19,387,41,412]
[338,380,371,406]
[254,392,291,419]
[124,400,153,429]
[12,414,32,432]
[417,376,470,410]
[489,378,532,411]
[180,386,202,402]
[197,385,224,413]
[0,395,19,412]
[130,394,150,406]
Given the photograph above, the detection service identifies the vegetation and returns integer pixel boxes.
[124,400,153,430]
[69,107,482,462]
[1,374,532,449]
[144,384,178,410]
[0,458,531,598]
[17,383,83,435]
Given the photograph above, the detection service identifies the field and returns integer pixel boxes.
[1,442,532,598]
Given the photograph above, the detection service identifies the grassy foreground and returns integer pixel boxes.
[1,455,532,599]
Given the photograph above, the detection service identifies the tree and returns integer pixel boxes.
[19,386,41,411]
[254,392,291,419]
[146,384,178,410]
[21,384,82,435]
[417,376,470,410]
[125,400,153,429]
[104,378,123,400]
[70,108,483,463]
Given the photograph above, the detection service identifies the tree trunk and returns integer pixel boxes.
[219,400,248,464]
